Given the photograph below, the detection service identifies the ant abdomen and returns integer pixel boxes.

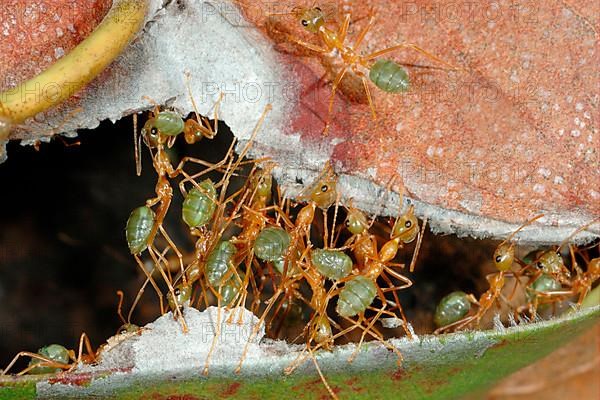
[27,344,70,375]
[182,179,217,228]
[125,206,155,255]
[369,59,410,93]
[434,291,471,328]
[206,240,238,288]
[336,275,377,318]
[149,111,185,137]
[311,249,353,280]
[254,227,291,263]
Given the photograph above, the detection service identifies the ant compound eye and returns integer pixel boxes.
[321,185,328,192]
[495,255,502,263]
[174,288,180,296]
[151,127,158,135]
[301,19,309,26]
[345,219,350,226]
[315,7,322,12]
[536,262,543,269]
[405,220,412,228]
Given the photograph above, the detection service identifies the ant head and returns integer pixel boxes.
[309,176,337,208]
[345,205,368,235]
[167,283,192,312]
[392,205,419,244]
[141,118,160,148]
[493,242,514,272]
[536,250,564,275]
[311,313,333,345]
[294,6,325,33]
[253,168,273,198]
[117,323,139,335]
[301,162,337,209]
[493,214,545,272]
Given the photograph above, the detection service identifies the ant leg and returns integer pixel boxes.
[323,65,350,135]
[65,332,95,372]
[116,290,127,325]
[195,275,210,310]
[174,157,232,193]
[2,352,38,375]
[128,277,150,323]
[364,43,459,70]
[186,74,222,140]
[284,311,332,375]
[147,246,189,332]
[360,75,377,119]
[380,273,402,310]
[337,13,351,44]
[78,332,96,364]
[577,286,591,305]
[278,32,329,53]
[235,289,283,374]
[351,16,376,51]
[308,346,339,400]
[410,217,427,272]
[347,312,378,363]
[383,266,413,288]
[203,293,223,376]
[2,352,69,376]
[19,359,71,376]
[133,114,142,176]
[378,276,411,337]
[339,313,403,365]
[434,315,476,334]
[158,225,186,285]
[270,294,294,338]
[134,254,165,314]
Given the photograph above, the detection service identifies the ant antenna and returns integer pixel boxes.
[556,217,600,252]
[501,214,545,247]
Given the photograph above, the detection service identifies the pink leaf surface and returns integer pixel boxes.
[238,0,599,237]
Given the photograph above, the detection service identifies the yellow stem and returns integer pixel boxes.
[0,0,149,140]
